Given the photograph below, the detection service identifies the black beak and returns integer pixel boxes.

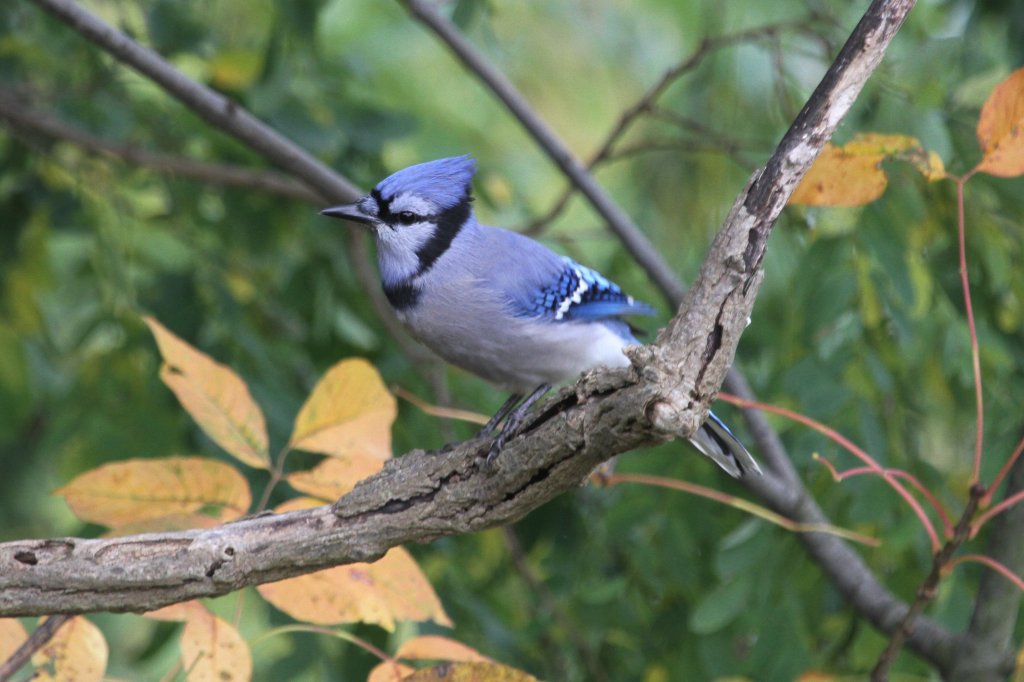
[320,202,374,225]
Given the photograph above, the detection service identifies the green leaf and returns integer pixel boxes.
[688,574,753,635]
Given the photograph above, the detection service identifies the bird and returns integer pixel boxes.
[321,155,760,477]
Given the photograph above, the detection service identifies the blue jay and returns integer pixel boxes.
[322,156,759,477]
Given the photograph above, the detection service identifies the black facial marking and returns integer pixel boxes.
[371,188,398,225]
[383,281,420,310]
[414,195,472,275]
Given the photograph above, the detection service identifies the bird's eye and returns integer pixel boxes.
[396,211,422,225]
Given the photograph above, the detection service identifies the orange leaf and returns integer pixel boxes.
[286,454,385,501]
[403,662,540,682]
[396,636,490,663]
[789,133,919,206]
[289,358,396,460]
[31,616,108,682]
[181,604,252,682]
[257,547,451,631]
[368,661,416,682]
[0,618,27,662]
[145,317,269,469]
[55,456,251,529]
[976,67,1024,177]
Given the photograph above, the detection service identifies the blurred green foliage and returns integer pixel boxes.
[1,0,1022,679]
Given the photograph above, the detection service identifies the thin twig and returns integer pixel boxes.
[948,555,1024,592]
[954,450,1024,681]
[723,393,942,551]
[522,19,816,235]
[814,458,955,539]
[956,173,985,483]
[606,472,879,546]
[983,434,1024,507]
[974,490,1024,534]
[0,614,72,681]
[870,484,986,680]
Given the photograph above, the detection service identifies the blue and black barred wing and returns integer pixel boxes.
[527,257,656,321]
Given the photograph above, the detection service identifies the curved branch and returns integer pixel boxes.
[948,453,1024,682]
[0,90,322,204]
[17,0,977,675]
[28,0,360,205]
[400,0,964,671]
[399,0,687,304]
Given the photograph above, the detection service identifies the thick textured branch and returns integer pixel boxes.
[8,3,972,677]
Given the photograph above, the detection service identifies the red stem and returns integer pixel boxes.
[983,434,1024,507]
[947,553,1024,592]
[973,489,1024,536]
[821,462,954,538]
[720,393,942,551]
[957,174,985,483]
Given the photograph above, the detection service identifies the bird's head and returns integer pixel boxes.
[322,156,477,282]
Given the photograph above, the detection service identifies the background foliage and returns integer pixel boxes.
[1,0,1022,679]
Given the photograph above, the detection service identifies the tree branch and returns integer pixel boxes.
[400,0,967,671]
[948,451,1024,682]
[0,615,71,682]
[399,0,687,304]
[0,89,322,204]
[14,0,985,676]
[27,0,360,205]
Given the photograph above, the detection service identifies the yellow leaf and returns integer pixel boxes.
[286,454,385,501]
[790,133,921,206]
[368,662,416,682]
[289,358,396,460]
[55,456,251,529]
[396,636,489,663]
[31,616,108,682]
[273,496,325,513]
[145,317,270,469]
[105,513,225,535]
[142,602,195,622]
[403,662,540,682]
[257,547,451,631]
[905,148,947,181]
[976,67,1024,177]
[0,618,27,662]
[181,604,252,682]
[258,565,395,629]
[366,547,453,628]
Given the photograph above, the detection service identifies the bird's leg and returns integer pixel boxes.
[486,383,551,463]
[475,392,524,439]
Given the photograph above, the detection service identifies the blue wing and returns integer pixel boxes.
[526,257,656,321]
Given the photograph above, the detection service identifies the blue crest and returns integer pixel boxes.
[375,155,477,210]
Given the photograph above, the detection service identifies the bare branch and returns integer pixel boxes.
[17,0,990,676]
[523,20,814,235]
[870,485,985,679]
[28,0,359,205]
[398,0,976,673]
[0,615,71,682]
[0,89,322,204]
[948,452,1024,682]
[399,0,687,304]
